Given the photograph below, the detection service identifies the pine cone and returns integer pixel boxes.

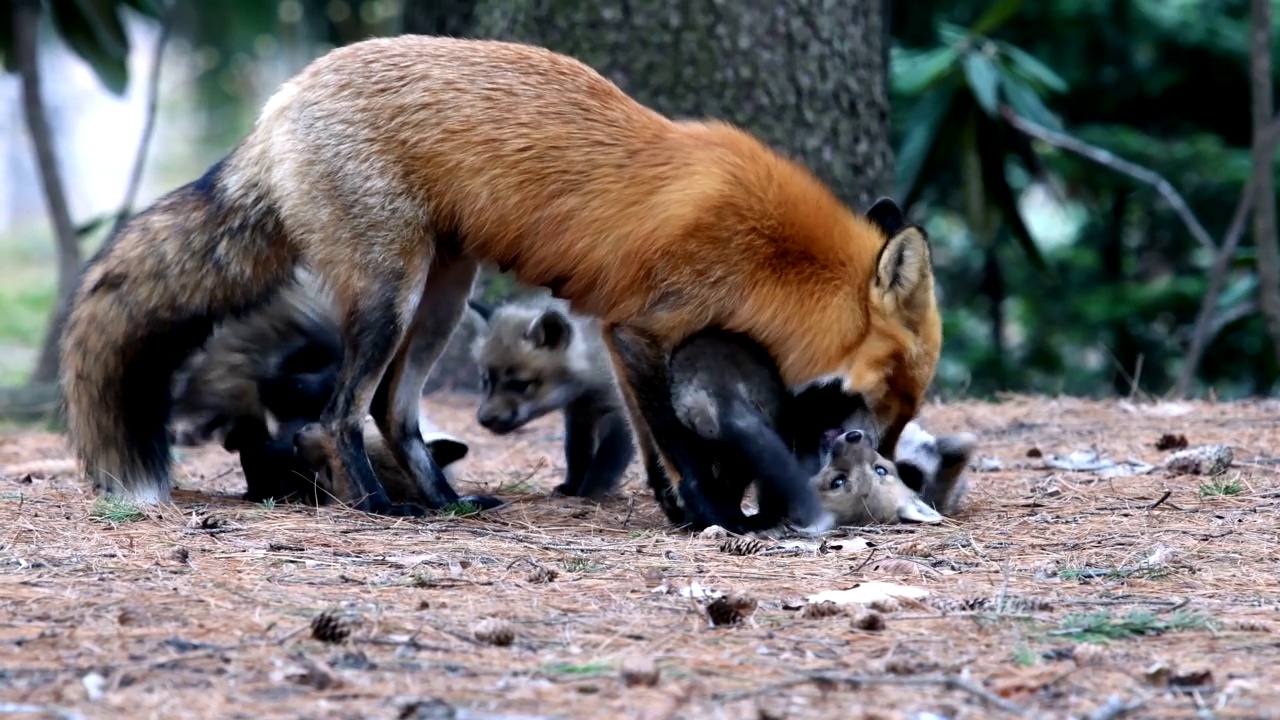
[706,593,757,627]
[619,657,660,687]
[850,609,886,632]
[799,601,846,620]
[719,537,764,556]
[525,566,559,584]
[310,610,354,644]
[472,618,515,646]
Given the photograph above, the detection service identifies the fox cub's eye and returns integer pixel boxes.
[829,474,847,490]
[506,379,534,394]
[874,466,889,477]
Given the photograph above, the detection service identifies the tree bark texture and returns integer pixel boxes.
[471,0,894,210]
[1249,0,1280,365]
[402,0,479,36]
[15,0,82,385]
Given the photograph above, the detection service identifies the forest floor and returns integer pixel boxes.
[1,393,1279,720]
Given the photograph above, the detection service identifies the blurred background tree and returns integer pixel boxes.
[1,0,1278,410]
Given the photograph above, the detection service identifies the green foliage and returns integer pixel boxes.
[90,496,145,523]
[891,15,1066,274]
[1011,644,1037,667]
[1050,610,1215,643]
[0,0,164,94]
[1199,476,1244,497]
[893,0,1280,399]
[439,500,483,517]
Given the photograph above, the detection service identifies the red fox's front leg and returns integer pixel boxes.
[603,324,718,526]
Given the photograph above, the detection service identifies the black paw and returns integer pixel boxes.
[456,494,504,512]
[550,482,579,497]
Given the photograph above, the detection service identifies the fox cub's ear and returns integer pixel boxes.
[935,432,977,471]
[525,310,573,351]
[865,197,906,238]
[873,226,932,311]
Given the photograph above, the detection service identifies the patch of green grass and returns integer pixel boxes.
[1048,610,1214,644]
[0,279,55,345]
[496,478,538,494]
[1012,644,1037,667]
[439,501,483,517]
[90,497,145,524]
[561,557,603,574]
[0,492,24,501]
[539,661,612,678]
[1199,476,1243,497]
[257,498,277,511]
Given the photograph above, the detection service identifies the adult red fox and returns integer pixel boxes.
[59,36,941,524]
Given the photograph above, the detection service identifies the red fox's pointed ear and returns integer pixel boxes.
[525,310,573,350]
[872,226,933,311]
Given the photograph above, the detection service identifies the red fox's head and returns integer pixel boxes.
[849,198,942,456]
[788,198,942,458]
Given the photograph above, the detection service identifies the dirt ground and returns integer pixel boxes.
[1,393,1278,720]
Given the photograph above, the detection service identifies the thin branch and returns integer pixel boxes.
[1174,172,1258,396]
[112,0,177,236]
[999,105,1218,255]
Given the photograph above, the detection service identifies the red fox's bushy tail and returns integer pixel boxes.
[60,146,296,504]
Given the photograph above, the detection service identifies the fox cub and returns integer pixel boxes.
[470,299,634,499]
[812,423,978,526]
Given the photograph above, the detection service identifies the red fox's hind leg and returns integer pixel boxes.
[370,254,502,512]
[322,263,428,517]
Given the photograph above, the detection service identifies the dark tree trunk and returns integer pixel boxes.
[402,0,479,36]
[420,0,894,395]
[471,0,895,210]
[16,0,81,387]
[1249,0,1280,363]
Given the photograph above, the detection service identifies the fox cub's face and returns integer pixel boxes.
[472,306,587,435]
[843,198,944,457]
[811,428,942,526]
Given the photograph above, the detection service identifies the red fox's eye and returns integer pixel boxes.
[829,474,847,490]
[505,379,533,394]
[875,466,888,477]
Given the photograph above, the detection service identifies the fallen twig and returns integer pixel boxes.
[1145,490,1173,511]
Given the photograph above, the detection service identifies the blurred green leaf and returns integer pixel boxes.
[892,44,960,97]
[1000,68,1062,132]
[996,40,1068,93]
[963,51,1001,117]
[74,212,116,238]
[48,0,130,94]
[976,116,1046,271]
[120,0,166,18]
[894,81,959,203]
[69,0,130,59]
[0,13,13,74]
[970,0,1025,37]
[1217,275,1257,312]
